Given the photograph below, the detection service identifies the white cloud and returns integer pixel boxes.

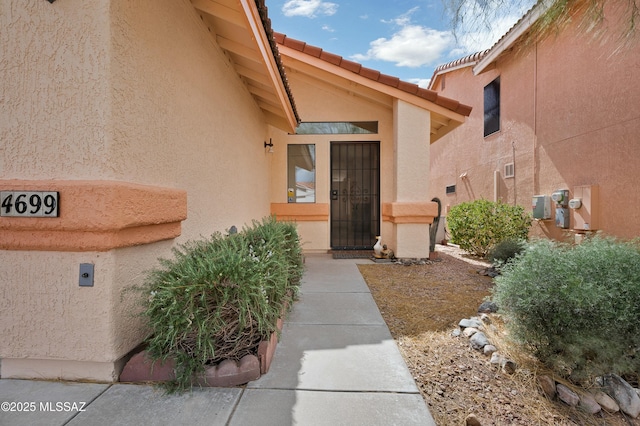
[352,24,454,68]
[282,0,338,18]
[322,25,335,32]
[407,77,431,88]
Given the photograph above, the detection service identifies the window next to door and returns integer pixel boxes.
[484,77,500,137]
[288,144,316,203]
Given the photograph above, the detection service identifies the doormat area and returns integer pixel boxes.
[331,250,373,259]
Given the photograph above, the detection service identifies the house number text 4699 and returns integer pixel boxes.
[0,191,59,217]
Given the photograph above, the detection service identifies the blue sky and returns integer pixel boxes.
[268,0,536,87]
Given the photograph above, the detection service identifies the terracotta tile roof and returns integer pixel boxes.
[254,0,300,123]
[432,50,489,75]
[273,32,472,117]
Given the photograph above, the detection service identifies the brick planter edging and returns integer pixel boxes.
[119,307,287,387]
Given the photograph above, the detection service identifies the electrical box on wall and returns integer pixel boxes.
[555,208,570,228]
[572,185,599,231]
[532,195,551,219]
[551,189,569,207]
[552,189,570,228]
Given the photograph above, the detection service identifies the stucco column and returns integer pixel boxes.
[387,99,433,258]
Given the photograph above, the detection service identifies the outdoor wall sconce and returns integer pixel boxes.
[264,139,274,153]
[47,0,56,3]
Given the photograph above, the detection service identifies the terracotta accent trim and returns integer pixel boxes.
[382,202,438,224]
[0,180,187,251]
[271,203,329,221]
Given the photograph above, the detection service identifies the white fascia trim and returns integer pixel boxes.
[473,0,553,75]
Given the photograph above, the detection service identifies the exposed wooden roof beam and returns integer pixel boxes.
[192,0,245,27]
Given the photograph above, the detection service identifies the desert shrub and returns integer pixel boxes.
[141,216,303,391]
[488,238,526,268]
[493,236,640,383]
[447,199,531,257]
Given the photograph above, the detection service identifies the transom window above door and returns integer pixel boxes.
[294,121,378,134]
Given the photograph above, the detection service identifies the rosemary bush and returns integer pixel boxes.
[141,216,303,390]
[447,199,531,257]
[494,236,640,383]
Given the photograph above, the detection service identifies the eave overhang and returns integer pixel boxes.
[190,0,299,132]
[275,34,472,144]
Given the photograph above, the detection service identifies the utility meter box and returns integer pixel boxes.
[532,195,551,219]
[555,207,570,228]
[551,189,569,207]
[572,185,599,231]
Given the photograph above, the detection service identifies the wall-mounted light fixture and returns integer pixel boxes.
[264,138,274,153]
[47,0,56,3]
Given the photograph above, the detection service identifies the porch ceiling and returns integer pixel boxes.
[190,0,299,133]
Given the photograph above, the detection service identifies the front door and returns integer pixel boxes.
[330,142,380,249]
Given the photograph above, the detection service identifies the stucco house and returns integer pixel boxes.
[0,0,470,381]
[428,0,640,242]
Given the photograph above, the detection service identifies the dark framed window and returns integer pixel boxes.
[484,77,500,137]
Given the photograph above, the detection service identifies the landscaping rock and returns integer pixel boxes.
[578,392,601,414]
[459,318,484,329]
[463,327,479,337]
[538,375,556,399]
[592,389,620,413]
[500,358,517,375]
[483,345,497,356]
[490,352,502,365]
[557,383,580,407]
[480,313,492,324]
[465,413,482,426]
[478,301,498,313]
[469,332,489,350]
[600,373,640,418]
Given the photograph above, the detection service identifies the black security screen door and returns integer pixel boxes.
[330,142,380,249]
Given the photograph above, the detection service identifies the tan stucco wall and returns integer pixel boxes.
[269,69,397,252]
[269,70,437,257]
[1,0,272,380]
[430,2,640,241]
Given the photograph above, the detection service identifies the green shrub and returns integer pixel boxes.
[493,236,640,383]
[141,216,303,391]
[488,238,526,268]
[447,199,531,257]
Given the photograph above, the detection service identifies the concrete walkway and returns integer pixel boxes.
[0,254,436,425]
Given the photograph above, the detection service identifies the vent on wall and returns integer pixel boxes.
[504,162,515,178]
[445,185,456,194]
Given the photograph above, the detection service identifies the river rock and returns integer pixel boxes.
[478,301,498,313]
[465,413,482,426]
[592,389,620,413]
[469,331,489,350]
[557,383,580,407]
[463,327,479,337]
[578,392,601,414]
[483,345,497,356]
[538,375,556,399]
[601,374,640,418]
[459,318,484,329]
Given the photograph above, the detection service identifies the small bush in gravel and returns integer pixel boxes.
[493,236,640,383]
[141,216,303,391]
[447,199,531,257]
[488,238,526,269]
